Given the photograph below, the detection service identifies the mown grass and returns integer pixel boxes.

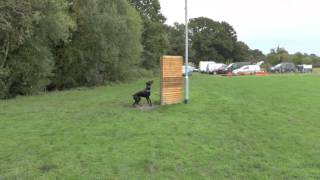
[1,74,320,179]
[313,68,320,74]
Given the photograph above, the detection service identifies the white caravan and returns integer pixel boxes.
[297,64,313,73]
[199,61,215,73]
[206,63,226,74]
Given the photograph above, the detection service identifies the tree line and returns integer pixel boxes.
[265,47,320,67]
[1,0,319,99]
[1,0,146,99]
[166,18,266,65]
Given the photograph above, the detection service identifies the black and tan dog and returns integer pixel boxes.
[133,80,154,106]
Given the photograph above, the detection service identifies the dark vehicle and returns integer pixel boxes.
[270,62,296,73]
[217,62,251,74]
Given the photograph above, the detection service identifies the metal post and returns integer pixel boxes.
[184,0,189,104]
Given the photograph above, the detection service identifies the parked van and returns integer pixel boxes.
[199,61,215,73]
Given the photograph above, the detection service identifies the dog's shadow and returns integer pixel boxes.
[135,104,162,111]
[124,100,161,111]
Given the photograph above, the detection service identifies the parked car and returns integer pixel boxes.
[232,61,264,75]
[182,65,194,76]
[232,65,260,75]
[206,63,226,74]
[199,61,215,73]
[217,62,251,74]
[297,64,313,73]
[193,68,200,72]
[270,62,296,73]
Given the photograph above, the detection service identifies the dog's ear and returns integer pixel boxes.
[146,80,154,85]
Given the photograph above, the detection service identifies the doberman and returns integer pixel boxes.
[133,80,154,106]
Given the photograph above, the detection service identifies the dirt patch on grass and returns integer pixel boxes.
[39,164,57,173]
[134,104,161,111]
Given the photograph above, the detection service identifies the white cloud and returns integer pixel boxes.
[159,0,320,55]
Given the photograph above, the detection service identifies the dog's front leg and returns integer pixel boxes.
[147,97,152,106]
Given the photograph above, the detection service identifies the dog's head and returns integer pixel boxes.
[146,80,154,86]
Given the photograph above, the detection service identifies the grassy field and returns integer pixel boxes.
[313,68,320,74]
[1,74,320,179]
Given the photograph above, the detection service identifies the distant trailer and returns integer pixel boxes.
[199,61,215,73]
[297,64,313,73]
[206,63,226,74]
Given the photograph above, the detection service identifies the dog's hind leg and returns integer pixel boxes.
[132,95,137,106]
[133,95,141,106]
[146,97,152,106]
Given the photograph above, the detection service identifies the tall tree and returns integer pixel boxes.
[249,49,266,63]
[0,0,73,98]
[232,41,250,62]
[266,47,289,66]
[189,17,234,64]
[0,0,33,69]
[290,52,304,65]
[309,54,320,66]
[166,23,186,57]
[53,0,143,89]
[128,0,168,69]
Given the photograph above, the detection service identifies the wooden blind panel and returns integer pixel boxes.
[160,56,183,105]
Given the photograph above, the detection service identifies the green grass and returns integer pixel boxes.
[1,74,320,179]
[313,68,320,74]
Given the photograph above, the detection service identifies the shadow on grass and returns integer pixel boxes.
[124,100,162,111]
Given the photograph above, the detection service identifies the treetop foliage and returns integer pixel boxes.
[128,0,166,23]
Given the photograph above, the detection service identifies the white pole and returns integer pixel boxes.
[184,0,189,104]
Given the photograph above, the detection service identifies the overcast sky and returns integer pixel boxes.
[159,0,320,55]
